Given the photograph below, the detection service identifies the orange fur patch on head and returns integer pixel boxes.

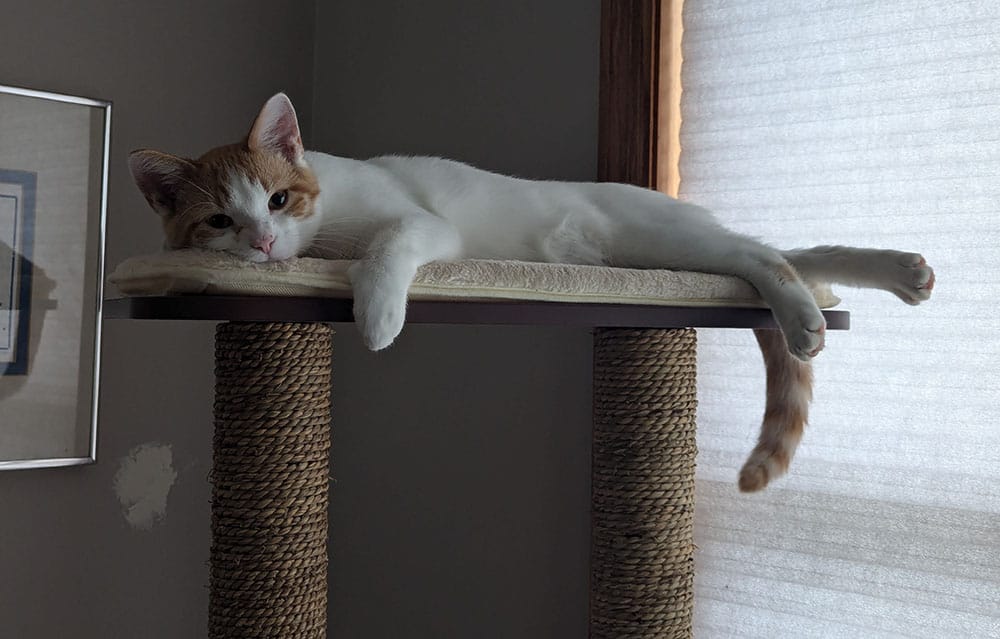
[196,142,320,219]
[155,153,230,249]
[240,149,320,219]
[158,142,320,249]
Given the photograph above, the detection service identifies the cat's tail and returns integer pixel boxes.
[738,329,814,492]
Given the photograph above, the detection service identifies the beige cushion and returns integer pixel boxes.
[107,249,841,309]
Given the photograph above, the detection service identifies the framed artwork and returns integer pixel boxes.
[0,85,109,469]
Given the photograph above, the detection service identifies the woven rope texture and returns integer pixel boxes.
[591,328,698,639]
[211,322,333,639]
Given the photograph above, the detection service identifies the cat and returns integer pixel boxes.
[128,93,934,492]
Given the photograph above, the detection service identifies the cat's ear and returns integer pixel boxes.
[128,150,193,217]
[248,93,305,165]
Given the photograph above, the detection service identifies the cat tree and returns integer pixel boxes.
[211,322,698,638]
[206,320,695,638]
[107,266,847,638]
[210,322,332,637]
[590,327,697,636]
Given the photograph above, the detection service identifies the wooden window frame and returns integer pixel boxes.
[598,0,683,196]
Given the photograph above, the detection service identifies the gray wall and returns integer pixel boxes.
[0,2,315,638]
[0,1,600,637]
[313,3,599,636]
[313,1,599,180]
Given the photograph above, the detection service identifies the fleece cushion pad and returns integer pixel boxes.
[107,249,841,309]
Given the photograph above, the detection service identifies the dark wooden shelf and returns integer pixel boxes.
[102,295,850,330]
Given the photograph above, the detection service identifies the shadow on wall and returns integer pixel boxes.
[0,239,57,397]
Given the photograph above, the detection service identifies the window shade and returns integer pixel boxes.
[679,2,1000,637]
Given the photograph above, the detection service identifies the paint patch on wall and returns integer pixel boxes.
[114,442,178,530]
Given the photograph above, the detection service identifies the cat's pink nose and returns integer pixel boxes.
[253,234,275,255]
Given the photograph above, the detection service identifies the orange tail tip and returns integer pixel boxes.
[741,329,814,492]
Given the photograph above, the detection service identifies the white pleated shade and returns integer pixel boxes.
[678,2,1000,637]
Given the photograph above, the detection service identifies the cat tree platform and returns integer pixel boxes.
[105,251,848,638]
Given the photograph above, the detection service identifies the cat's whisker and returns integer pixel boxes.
[308,219,371,230]
[176,201,216,219]
[308,229,367,243]
[308,233,365,244]
[176,176,215,201]
[307,231,368,247]
[309,225,366,233]
[305,236,367,254]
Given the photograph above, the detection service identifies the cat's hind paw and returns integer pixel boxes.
[779,309,826,361]
[788,323,825,361]
[891,252,935,305]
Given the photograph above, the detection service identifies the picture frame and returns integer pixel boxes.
[0,85,109,469]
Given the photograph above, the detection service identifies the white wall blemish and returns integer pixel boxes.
[113,443,178,530]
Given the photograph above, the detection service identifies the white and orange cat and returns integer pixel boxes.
[128,93,934,491]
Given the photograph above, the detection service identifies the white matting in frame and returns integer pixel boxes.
[0,85,109,469]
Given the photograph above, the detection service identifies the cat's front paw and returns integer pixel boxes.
[349,262,409,351]
[890,252,935,305]
[355,296,406,351]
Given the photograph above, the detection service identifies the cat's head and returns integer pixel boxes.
[128,93,320,262]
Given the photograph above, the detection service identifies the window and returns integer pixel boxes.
[601,2,1000,636]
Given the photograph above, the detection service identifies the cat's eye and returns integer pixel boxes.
[269,190,289,211]
[207,214,234,229]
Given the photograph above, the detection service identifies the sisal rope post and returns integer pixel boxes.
[591,328,698,639]
[210,322,333,639]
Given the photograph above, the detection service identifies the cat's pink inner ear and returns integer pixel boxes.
[128,150,191,216]
[248,93,305,164]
